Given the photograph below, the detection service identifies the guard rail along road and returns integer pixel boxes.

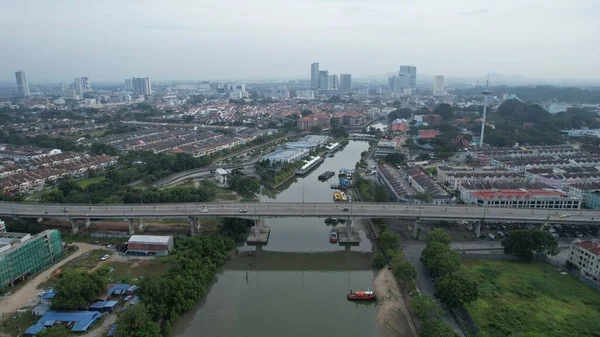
[1,202,600,224]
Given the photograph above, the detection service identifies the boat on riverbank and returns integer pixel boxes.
[318,171,335,181]
[347,290,376,301]
[329,229,338,243]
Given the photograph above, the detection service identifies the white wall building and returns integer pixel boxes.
[568,240,600,283]
[296,90,315,99]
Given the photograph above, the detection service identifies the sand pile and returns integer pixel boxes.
[373,268,418,337]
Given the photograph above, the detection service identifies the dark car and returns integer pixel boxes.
[342,208,349,212]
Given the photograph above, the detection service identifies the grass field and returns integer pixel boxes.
[77,177,105,188]
[464,260,600,337]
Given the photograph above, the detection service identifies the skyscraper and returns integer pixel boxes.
[318,71,329,90]
[74,77,85,98]
[82,77,91,92]
[398,66,417,88]
[132,77,152,95]
[311,63,320,89]
[340,74,352,90]
[125,79,133,90]
[433,75,445,96]
[328,75,339,90]
[15,70,30,98]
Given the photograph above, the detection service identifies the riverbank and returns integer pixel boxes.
[373,268,418,337]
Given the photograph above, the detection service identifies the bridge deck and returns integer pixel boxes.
[1,202,599,225]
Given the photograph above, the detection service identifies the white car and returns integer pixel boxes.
[100,254,110,261]
[200,208,208,213]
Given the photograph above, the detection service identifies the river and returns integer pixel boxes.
[173,141,379,337]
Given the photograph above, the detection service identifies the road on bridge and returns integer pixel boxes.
[1,202,599,225]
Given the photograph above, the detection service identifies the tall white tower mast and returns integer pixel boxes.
[479,79,491,147]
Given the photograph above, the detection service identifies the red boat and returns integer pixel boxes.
[329,229,338,243]
[347,290,376,301]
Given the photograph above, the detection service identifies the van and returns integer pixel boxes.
[488,233,495,240]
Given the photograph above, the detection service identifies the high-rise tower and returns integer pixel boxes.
[15,70,30,98]
[479,80,492,147]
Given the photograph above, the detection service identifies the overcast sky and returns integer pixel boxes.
[1,0,598,83]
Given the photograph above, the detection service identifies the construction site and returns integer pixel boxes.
[0,228,63,288]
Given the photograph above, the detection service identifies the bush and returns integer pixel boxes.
[373,253,386,268]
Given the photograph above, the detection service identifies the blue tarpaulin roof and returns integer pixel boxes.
[39,289,56,300]
[104,301,118,308]
[25,311,102,335]
[108,283,132,296]
[89,301,106,309]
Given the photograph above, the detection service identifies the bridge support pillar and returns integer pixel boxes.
[37,218,43,223]
[137,218,144,231]
[338,218,360,245]
[412,218,420,239]
[247,216,270,246]
[475,221,482,238]
[125,218,135,235]
[68,218,78,234]
[188,216,199,236]
[85,218,91,228]
[540,222,547,231]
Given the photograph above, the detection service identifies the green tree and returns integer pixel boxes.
[417,153,430,161]
[37,327,70,337]
[310,126,322,133]
[411,295,443,321]
[434,103,454,120]
[419,318,458,337]
[434,270,479,309]
[52,270,106,310]
[116,304,162,337]
[301,109,312,117]
[372,253,386,268]
[385,152,406,165]
[378,228,400,254]
[426,229,452,246]
[420,242,461,277]
[390,251,416,282]
[230,175,261,197]
[414,192,433,203]
[502,229,559,261]
[90,143,118,156]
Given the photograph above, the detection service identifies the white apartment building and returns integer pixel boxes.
[568,240,600,283]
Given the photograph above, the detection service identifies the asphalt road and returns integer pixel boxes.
[1,202,599,224]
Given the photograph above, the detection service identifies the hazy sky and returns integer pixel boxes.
[1,0,599,83]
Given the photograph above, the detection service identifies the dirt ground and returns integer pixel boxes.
[0,243,102,321]
[373,268,418,337]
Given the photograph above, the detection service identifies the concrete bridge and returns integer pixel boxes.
[1,202,598,238]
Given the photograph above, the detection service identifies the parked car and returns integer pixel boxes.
[488,233,495,240]
[100,254,110,261]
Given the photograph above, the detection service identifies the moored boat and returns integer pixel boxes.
[318,171,335,181]
[333,192,342,201]
[329,229,338,243]
[347,290,376,301]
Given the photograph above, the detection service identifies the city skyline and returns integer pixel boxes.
[0,0,598,82]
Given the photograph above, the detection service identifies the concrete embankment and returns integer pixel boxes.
[373,268,418,337]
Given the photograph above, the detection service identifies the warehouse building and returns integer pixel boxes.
[0,230,63,288]
[127,235,173,256]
